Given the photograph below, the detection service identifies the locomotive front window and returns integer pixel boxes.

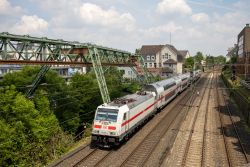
[96,108,118,122]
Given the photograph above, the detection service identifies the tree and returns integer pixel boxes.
[214,55,226,65]
[0,86,71,166]
[0,66,81,134]
[184,57,194,71]
[194,51,204,65]
[206,56,214,69]
[135,48,141,54]
[230,55,237,64]
[0,66,67,94]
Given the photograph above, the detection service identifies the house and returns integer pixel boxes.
[178,50,191,59]
[118,67,137,80]
[139,44,186,77]
[237,24,250,80]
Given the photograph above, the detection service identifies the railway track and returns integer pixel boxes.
[49,83,194,167]
[72,149,112,167]
[94,75,207,167]
[144,74,208,167]
[119,74,208,167]
[181,73,213,166]
[164,71,250,167]
[201,72,213,167]
[216,72,249,166]
[48,144,92,167]
[49,73,212,167]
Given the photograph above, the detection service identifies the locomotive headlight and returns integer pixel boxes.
[110,132,116,135]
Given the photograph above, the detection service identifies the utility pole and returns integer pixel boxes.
[170,32,172,45]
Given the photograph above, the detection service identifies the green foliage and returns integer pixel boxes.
[0,66,66,94]
[0,87,71,166]
[206,56,214,69]
[184,57,194,71]
[214,55,226,65]
[230,55,237,64]
[105,67,124,99]
[0,66,142,166]
[135,48,141,54]
[194,51,204,64]
[122,82,141,93]
[0,66,39,92]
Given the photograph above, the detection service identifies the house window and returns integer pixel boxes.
[159,63,162,67]
[151,55,155,60]
[162,55,165,59]
[149,63,152,67]
[154,63,157,68]
[145,63,147,67]
[147,55,150,60]
[169,55,171,59]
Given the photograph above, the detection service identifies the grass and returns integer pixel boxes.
[221,70,250,128]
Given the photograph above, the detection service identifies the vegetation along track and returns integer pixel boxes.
[216,72,249,166]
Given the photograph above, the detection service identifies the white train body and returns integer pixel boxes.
[92,92,156,146]
[91,72,199,147]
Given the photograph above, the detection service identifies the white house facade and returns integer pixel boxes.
[140,44,186,76]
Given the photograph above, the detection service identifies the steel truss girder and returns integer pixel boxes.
[0,32,153,101]
[88,46,110,103]
[0,32,133,66]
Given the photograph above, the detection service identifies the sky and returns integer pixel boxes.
[0,0,249,56]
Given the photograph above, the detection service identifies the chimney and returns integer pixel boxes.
[246,23,250,27]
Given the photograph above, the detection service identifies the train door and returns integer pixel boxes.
[123,113,128,133]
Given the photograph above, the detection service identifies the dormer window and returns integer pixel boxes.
[151,55,155,60]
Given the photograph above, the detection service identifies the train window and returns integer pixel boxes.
[123,113,127,120]
[96,108,118,122]
[163,82,176,90]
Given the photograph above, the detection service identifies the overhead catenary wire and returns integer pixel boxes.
[0,80,96,89]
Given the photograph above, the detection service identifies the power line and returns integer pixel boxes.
[0,80,96,89]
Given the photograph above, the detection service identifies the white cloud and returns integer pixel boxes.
[142,22,182,35]
[10,15,48,35]
[0,0,22,15]
[2,0,248,56]
[191,13,210,23]
[157,0,192,15]
[76,3,136,31]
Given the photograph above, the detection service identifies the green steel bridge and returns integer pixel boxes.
[0,32,154,103]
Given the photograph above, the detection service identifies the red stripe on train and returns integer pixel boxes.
[94,124,102,128]
[121,89,176,127]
